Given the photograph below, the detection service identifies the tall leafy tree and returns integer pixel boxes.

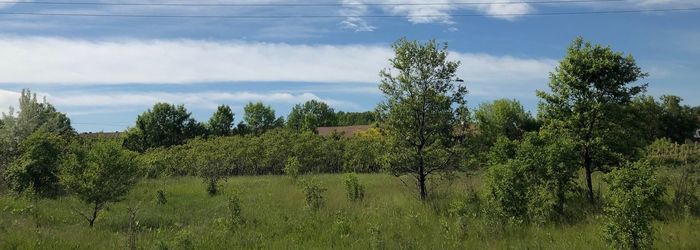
[1,89,74,188]
[208,105,235,136]
[60,139,140,227]
[657,95,698,143]
[123,103,203,152]
[287,100,337,132]
[537,37,647,204]
[474,98,539,146]
[242,102,283,135]
[377,38,469,201]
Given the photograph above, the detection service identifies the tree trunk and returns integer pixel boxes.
[88,202,101,227]
[584,150,595,204]
[418,172,427,201]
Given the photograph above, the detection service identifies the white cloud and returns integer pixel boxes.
[340,0,533,27]
[47,91,346,109]
[0,89,21,115]
[0,36,555,88]
[340,0,377,32]
[630,0,700,7]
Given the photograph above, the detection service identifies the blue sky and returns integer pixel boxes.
[0,0,698,132]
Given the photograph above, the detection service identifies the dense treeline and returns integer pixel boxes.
[139,128,384,178]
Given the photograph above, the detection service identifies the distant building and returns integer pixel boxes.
[79,131,122,139]
[316,125,371,138]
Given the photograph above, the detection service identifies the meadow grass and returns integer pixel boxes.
[1,173,698,249]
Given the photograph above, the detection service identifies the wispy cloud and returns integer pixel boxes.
[0,36,555,86]
[0,88,360,116]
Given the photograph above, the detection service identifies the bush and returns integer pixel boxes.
[227,194,244,230]
[646,139,700,215]
[603,160,665,250]
[300,179,326,211]
[284,156,301,179]
[344,173,365,202]
[485,132,578,224]
[4,130,67,198]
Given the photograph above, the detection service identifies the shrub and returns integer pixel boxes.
[300,179,326,211]
[646,139,699,215]
[227,194,244,230]
[485,132,578,224]
[603,160,665,250]
[284,156,301,179]
[343,173,365,202]
[4,130,67,198]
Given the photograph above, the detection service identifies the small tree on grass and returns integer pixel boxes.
[284,156,301,180]
[60,139,139,227]
[603,160,665,250]
[344,173,365,202]
[377,38,469,201]
[300,179,326,211]
[190,139,230,196]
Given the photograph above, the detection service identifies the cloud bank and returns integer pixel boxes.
[0,36,555,85]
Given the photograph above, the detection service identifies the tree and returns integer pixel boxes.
[486,132,578,224]
[188,138,232,196]
[208,105,234,136]
[336,111,376,126]
[242,102,283,135]
[377,38,469,201]
[60,139,140,227]
[657,95,698,143]
[537,37,647,204]
[4,129,67,198]
[287,100,337,132]
[123,103,203,152]
[603,160,664,250]
[474,98,539,146]
[1,89,74,188]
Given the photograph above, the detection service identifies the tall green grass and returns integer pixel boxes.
[1,173,698,249]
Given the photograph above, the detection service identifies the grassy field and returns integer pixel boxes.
[1,173,699,249]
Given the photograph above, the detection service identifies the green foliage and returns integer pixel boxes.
[378,38,469,200]
[284,156,301,179]
[300,179,326,211]
[486,132,579,224]
[242,102,284,135]
[123,103,204,152]
[630,95,699,144]
[336,111,376,126]
[0,89,74,188]
[287,100,337,132]
[208,105,234,136]
[603,160,665,250]
[537,36,648,203]
[227,193,244,230]
[343,173,365,202]
[189,138,232,196]
[646,139,700,215]
[4,130,67,198]
[342,128,384,173]
[60,139,140,226]
[474,98,538,146]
